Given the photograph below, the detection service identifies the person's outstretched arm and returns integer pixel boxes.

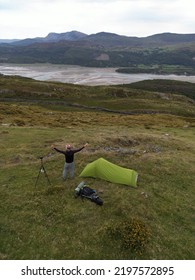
[73,143,89,153]
[51,145,65,154]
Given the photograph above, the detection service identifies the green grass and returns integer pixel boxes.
[0,118,195,260]
[0,76,195,260]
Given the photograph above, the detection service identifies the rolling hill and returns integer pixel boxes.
[0,31,195,68]
[0,75,195,260]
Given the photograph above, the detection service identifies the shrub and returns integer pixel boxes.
[13,118,26,126]
[108,218,151,253]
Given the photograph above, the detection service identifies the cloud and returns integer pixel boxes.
[0,0,194,38]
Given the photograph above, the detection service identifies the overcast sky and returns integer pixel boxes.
[0,0,195,39]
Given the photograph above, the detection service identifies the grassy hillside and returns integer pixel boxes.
[0,76,195,260]
[126,79,195,101]
[0,75,195,117]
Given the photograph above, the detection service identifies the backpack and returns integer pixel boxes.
[75,181,103,206]
[80,186,96,196]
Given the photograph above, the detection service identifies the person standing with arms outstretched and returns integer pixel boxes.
[51,143,88,180]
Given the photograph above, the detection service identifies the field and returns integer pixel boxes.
[0,75,195,260]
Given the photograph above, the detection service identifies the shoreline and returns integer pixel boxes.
[1,63,195,85]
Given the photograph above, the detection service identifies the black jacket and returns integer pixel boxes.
[54,147,84,163]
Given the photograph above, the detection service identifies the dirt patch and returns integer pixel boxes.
[106,136,140,147]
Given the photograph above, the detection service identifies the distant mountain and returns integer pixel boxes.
[81,32,141,47]
[8,30,87,46]
[45,31,87,41]
[1,30,195,47]
[0,31,195,67]
[0,39,20,44]
[82,32,195,47]
[144,32,195,45]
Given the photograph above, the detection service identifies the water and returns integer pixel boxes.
[1,63,195,85]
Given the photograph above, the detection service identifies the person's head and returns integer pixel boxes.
[66,144,72,150]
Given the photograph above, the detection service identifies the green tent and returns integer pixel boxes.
[79,157,138,187]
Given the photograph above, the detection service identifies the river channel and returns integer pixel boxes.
[1,63,195,85]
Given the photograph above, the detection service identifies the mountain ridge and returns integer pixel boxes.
[9,30,88,46]
[0,30,195,68]
[1,30,195,46]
